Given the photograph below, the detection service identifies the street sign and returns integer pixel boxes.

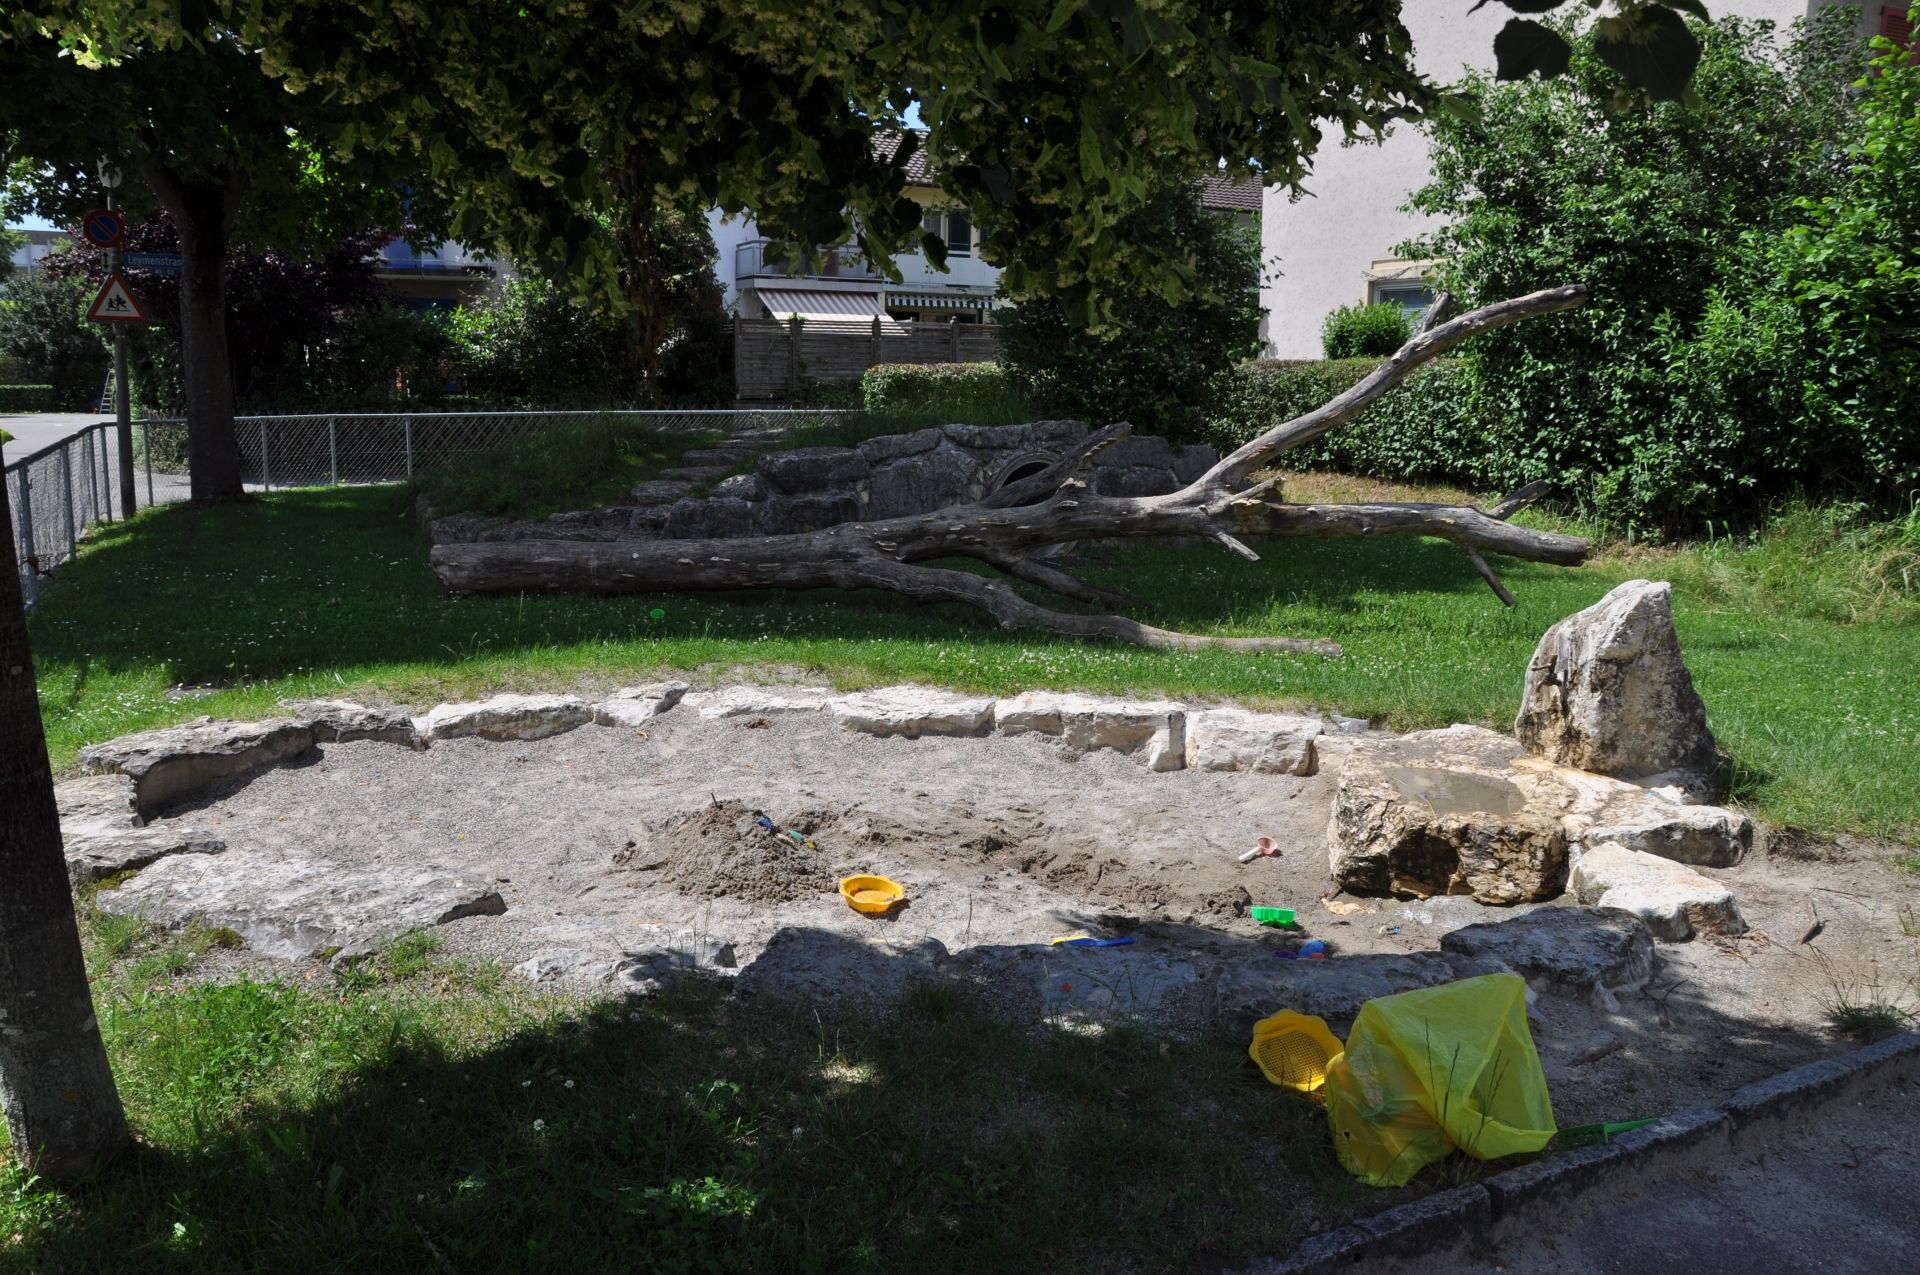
[123,252,183,276]
[80,208,127,249]
[87,273,148,323]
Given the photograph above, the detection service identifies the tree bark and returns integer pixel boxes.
[433,285,1594,654]
[142,162,249,502]
[0,481,131,1182]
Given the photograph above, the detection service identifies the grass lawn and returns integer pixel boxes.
[25,481,1918,842]
[2,913,1377,1271]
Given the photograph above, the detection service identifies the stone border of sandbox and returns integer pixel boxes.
[1245,1029,1920,1274]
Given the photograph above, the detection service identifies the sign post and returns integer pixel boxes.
[93,162,137,518]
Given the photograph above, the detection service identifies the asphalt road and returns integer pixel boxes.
[0,413,113,461]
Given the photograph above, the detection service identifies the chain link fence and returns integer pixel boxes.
[4,423,136,609]
[9,408,848,607]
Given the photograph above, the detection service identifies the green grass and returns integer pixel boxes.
[413,416,720,520]
[24,482,1920,841]
[1,913,1377,1272]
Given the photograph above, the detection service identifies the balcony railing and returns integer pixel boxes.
[734,239,877,281]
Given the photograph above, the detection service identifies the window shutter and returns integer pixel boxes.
[1886,6,1914,46]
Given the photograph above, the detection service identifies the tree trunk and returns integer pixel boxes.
[144,163,248,502]
[0,482,131,1181]
[433,286,1595,654]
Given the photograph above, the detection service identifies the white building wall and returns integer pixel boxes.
[1259,0,1855,358]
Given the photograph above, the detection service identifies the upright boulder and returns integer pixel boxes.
[1515,580,1717,786]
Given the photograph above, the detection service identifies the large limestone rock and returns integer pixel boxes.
[95,852,507,960]
[1439,907,1654,1007]
[949,943,1209,1025]
[828,686,996,738]
[1571,843,1746,941]
[1184,707,1321,775]
[55,774,141,829]
[994,691,1186,772]
[1329,727,1569,905]
[281,698,422,748]
[590,681,690,727]
[1515,580,1718,784]
[1329,725,1752,905]
[415,694,592,742]
[79,716,316,815]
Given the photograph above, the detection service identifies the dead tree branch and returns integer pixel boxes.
[432,285,1593,655]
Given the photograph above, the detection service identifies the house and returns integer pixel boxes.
[1257,1,1884,358]
[5,227,72,275]
[708,130,1263,326]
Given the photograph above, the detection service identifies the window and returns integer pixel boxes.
[945,209,973,257]
[1886,6,1913,47]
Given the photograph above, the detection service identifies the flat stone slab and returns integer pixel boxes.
[1185,707,1321,775]
[736,927,947,1002]
[1581,800,1752,868]
[652,464,737,484]
[281,698,422,748]
[685,686,837,719]
[415,694,592,743]
[947,943,1210,1024]
[95,852,507,960]
[1571,842,1746,941]
[1215,951,1512,1036]
[625,479,694,506]
[994,691,1186,772]
[1439,906,1654,1007]
[64,824,226,888]
[79,716,316,815]
[828,687,996,739]
[590,681,690,728]
[55,774,141,829]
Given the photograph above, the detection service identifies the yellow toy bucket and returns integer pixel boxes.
[1249,1009,1346,1099]
[839,874,906,915]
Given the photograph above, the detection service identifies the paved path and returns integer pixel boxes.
[0,413,112,460]
[1430,1077,1920,1273]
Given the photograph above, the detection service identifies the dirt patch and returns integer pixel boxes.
[617,799,833,904]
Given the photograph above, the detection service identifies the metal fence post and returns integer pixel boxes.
[260,420,272,492]
[404,416,415,478]
[58,444,77,558]
[81,429,99,522]
[17,472,38,608]
[97,426,114,522]
[328,414,339,486]
[144,422,155,508]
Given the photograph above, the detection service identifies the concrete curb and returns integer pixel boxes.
[1244,1030,1920,1274]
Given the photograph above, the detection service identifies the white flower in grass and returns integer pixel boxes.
[532,1118,546,1132]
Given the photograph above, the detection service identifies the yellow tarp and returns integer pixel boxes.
[1322,973,1556,1187]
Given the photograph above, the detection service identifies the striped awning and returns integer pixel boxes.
[756,287,886,321]
[886,290,997,311]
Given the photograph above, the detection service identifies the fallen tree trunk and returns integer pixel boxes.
[433,284,1593,655]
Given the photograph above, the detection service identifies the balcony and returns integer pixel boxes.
[734,239,877,282]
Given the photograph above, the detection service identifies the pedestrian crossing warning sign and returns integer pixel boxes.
[87,273,147,323]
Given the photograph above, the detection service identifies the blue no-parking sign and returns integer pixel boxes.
[81,208,127,249]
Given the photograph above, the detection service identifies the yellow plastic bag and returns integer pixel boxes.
[1322,973,1556,1187]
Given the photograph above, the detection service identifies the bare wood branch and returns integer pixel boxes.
[1416,290,1457,335]
[981,422,1132,509]
[1213,531,1260,561]
[1486,480,1551,521]
[1202,284,1590,489]
[1464,548,1517,607]
[980,552,1136,609]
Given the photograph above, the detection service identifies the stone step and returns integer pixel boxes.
[654,464,739,484]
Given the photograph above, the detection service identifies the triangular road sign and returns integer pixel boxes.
[87,273,148,323]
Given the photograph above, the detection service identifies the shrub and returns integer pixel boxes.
[1204,358,1479,481]
[997,184,1262,439]
[1407,12,1882,532]
[0,272,108,409]
[0,384,57,413]
[862,362,1017,413]
[789,376,865,409]
[1320,302,1412,359]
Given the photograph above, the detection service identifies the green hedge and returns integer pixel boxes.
[0,384,58,413]
[1203,359,1479,482]
[862,362,1014,412]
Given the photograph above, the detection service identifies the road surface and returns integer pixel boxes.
[0,413,113,460]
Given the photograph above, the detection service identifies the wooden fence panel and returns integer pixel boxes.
[734,318,1003,400]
